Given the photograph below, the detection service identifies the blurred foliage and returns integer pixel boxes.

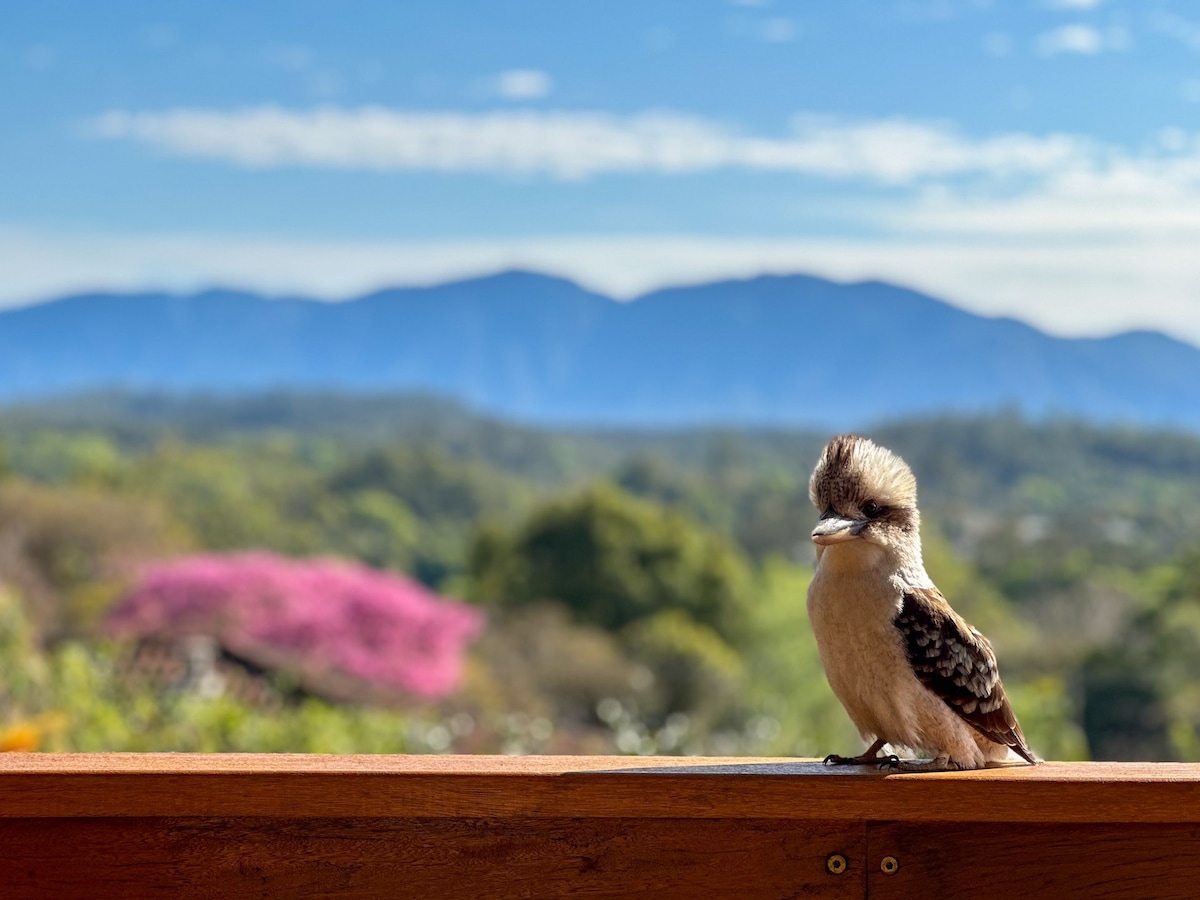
[622,609,745,732]
[0,480,188,641]
[1080,553,1200,761]
[469,484,752,638]
[1,396,1200,759]
[329,447,535,585]
[0,585,51,723]
[47,641,420,753]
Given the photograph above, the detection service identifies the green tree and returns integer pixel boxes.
[321,489,420,572]
[329,446,534,585]
[470,484,753,638]
[1081,552,1200,761]
[119,441,327,554]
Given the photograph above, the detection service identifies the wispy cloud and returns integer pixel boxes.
[983,32,1012,57]
[88,107,1086,183]
[1036,23,1126,56]
[894,132,1200,239]
[1150,11,1200,53]
[493,69,553,100]
[901,185,1200,238]
[81,105,1200,266]
[760,18,797,43]
[1046,0,1102,10]
[69,104,1200,347]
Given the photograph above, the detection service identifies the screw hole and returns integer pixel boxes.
[826,854,847,875]
[881,855,899,875]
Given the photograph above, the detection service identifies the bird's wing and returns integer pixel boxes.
[895,586,1037,763]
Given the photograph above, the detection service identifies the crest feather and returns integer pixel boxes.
[809,434,917,511]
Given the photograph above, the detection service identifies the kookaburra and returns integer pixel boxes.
[806,434,1037,771]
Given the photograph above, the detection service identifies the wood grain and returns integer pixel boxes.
[0,816,864,899]
[2,756,1200,823]
[2,757,1199,896]
[867,822,1200,900]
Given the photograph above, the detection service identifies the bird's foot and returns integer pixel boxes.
[885,755,964,773]
[824,749,896,767]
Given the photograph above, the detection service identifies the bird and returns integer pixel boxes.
[805,434,1037,771]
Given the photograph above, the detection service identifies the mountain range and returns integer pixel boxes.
[1,271,1197,429]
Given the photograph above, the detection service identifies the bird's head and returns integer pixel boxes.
[808,434,920,555]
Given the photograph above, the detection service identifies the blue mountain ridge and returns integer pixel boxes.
[1,270,1197,429]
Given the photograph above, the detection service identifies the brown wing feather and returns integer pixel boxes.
[896,586,1037,764]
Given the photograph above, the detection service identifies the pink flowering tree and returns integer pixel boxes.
[107,553,484,701]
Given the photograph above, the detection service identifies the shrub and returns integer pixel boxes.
[107,552,483,701]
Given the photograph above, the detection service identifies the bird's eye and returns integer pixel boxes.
[862,500,882,518]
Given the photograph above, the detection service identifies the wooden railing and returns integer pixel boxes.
[1,755,1198,898]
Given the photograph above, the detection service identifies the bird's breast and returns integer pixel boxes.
[807,558,912,739]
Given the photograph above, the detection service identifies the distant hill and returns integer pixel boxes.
[2,271,1198,428]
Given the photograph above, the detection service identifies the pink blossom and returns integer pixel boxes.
[108,553,483,699]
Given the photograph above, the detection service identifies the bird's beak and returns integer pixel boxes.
[811,514,868,546]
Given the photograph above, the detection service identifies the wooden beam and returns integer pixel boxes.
[1,755,1200,823]
[867,822,1200,899]
[0,816,867,899]
[2,756,1198,898]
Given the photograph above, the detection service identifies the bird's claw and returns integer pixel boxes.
[826,751,899,768]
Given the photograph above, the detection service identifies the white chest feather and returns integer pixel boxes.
[805,543,993,765]
[807,545,903,736]
[805,542,945,750]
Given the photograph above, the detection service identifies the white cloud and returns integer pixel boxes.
[1036,24,1105,55]
[57,106,1200,348]
[2,229,1200,346]
[900,190,1200,238]
[760,18,797,43]
[890,138,1200,239]
[1160,127,1189,153]
[983,32,1012,57]
[88,106,1087,183]
[494,69,553,100]
[1151,12,1200,52]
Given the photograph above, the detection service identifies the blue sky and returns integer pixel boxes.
[5,0,1200,343]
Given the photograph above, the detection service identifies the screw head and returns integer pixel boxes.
[826,853,848,875]
[881,855,899,875]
